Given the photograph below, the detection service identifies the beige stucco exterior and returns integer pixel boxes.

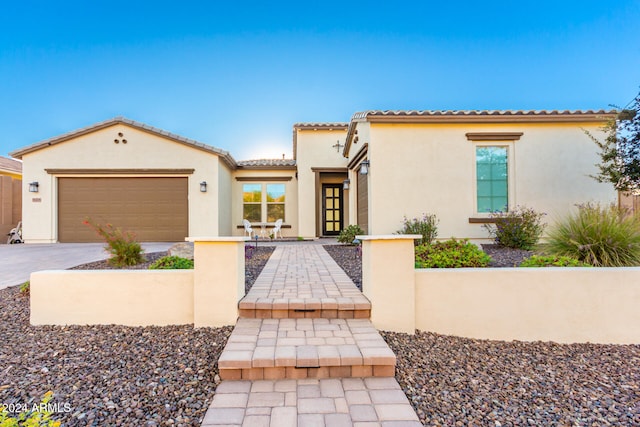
[18,123,223,243]
[30,237,247,327]
[348,121,615,240]
[360,236,640,344]
[30,270,194,326]
[360,235,420,334]
[415,268,640,344]
[294,127,349,238]
[11,110,617,242]
[218,163,234,236]
[190,237,246,327]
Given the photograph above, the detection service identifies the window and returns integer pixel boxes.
[242,183,285,222]
[266,184,285,222]
[242,184,262,221]
[476,146,508,212]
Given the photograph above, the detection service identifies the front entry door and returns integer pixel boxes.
[322,184,343,236]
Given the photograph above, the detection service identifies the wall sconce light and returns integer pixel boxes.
[343,179,350,190]
[200,181,207,192]
[359,160,370,175]
[29,181,39,193]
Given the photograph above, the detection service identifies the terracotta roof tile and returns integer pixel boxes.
[237,159,296,169]
[293,123,348,130]
[351,109,615,119]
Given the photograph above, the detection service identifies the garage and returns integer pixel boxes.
[58,177,188,242]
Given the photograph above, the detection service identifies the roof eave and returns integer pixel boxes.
[236,165,297,171]
[364,112,617,124]
[9,117,238,169]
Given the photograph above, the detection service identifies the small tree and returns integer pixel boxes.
[588,90,640,194]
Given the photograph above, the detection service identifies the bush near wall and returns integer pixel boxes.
[484,206,546,250]
[149,256,194,269]
[337,225,364,245]
[397,213,438,246]
[520,255,590,267]
[542,203,640,267]
[415,238,491,268]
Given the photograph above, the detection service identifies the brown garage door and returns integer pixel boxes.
[58,177,188,242]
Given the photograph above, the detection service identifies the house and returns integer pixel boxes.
[9,110,615,243]
[339,110,616,239]
[0,156,22,242]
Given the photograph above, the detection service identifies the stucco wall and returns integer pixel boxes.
[218,163,233,236]
[30,270,194,326]
[295,128,348,237]
[415,268,640,344]
[231,169,298,237]
[365,122,615,239]
[20,124,221,242]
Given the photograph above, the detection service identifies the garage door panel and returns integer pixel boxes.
[58,177,188,243]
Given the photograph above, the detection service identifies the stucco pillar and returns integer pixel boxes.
[358,235,420,334]
[188,237,248,328]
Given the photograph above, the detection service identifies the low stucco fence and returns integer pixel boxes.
[30,237,247,327]
[359,235,640,344]
[29,235,640,344]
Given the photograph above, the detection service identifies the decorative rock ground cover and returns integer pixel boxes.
[0,247,273,427]
[383,331,640,426]
[326,244,640,426]
[0,285,232,427]
[3,243,639,426]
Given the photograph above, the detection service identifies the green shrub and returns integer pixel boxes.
[483,206,546,250]
[149,256,194,269]
[415,238,491,268]
[397,213,438,246]
[0,391,61,426]
[19,281,29,296]
[542,203,640,267]
[83,218,145,267]
[520,255,590,267]
[337,225,364,245]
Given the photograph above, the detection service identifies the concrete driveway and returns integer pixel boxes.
[0,242,174,290]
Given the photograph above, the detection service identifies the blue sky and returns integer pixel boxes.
[1,1,638,160]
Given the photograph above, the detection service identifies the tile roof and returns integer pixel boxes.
[351,109,615,120]
[0,156,22,174]
[293,123,349,130]
[343,109,617,156]
[9,117,238,169]
[237,159,297,169]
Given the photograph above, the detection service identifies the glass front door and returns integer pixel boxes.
[322,184,342,236]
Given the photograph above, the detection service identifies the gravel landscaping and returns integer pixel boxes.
[324,244,362,290]
[0,246,273,427]
[325,244,640,426]
[3,243,639,426]
[383,331,640,426]
[482,244,533,267]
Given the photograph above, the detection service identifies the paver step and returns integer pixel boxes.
[238,296,371,319]
[218,318,396,381]
[201,378,422,427]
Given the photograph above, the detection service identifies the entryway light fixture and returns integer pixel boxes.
[29,181,39,193]
[200,181,207,192]
[343,179,350,190]
[359,160,370,175]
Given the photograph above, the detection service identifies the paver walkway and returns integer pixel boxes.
[201,245,421,426]
[239,245,370,319]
